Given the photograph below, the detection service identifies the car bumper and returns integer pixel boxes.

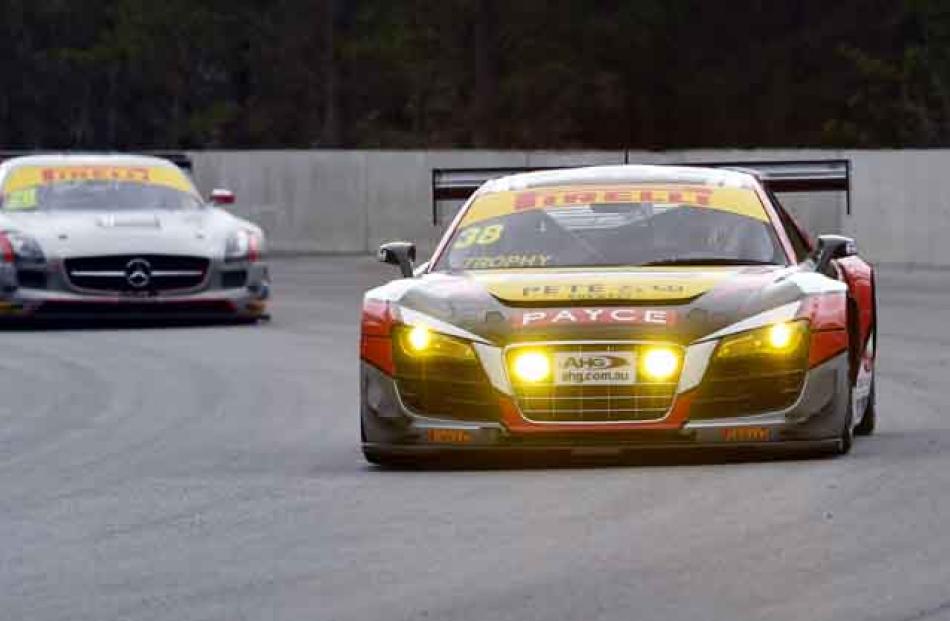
[360,352,850,458]
[0,263,269,320]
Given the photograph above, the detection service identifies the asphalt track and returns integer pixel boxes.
[2,257,950,621]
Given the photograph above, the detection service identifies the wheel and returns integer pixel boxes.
[836,299,871,454]
[854,331,876,437]
[836,385,855,455]
[837,413,854,454]
[854,379,876,436]
[854,279,877,437]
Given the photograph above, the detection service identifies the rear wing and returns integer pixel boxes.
[0,151,193,174]
[700,159,850,212]
[145,151,193,173]
[431,159,851,224]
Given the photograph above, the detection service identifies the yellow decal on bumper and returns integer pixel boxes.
[473,268,734,303]
[425,429,473,444]
[722,427,772,442]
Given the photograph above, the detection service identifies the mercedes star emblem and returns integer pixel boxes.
[125,258,152,289]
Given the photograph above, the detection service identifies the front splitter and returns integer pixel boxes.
[363,437,841,461]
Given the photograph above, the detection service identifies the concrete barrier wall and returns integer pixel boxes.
[188,148,950,268]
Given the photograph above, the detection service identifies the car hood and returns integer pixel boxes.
[370,265,815,345]
[0,209,241,258]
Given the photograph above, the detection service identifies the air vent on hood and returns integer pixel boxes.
[97,214,162,228]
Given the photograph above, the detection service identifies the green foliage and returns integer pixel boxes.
[827,0,950,146]
[0,0,946,148]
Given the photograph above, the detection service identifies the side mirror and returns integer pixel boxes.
[209,188,236,206]
[814,234,857,273]
[378,241,416,278]
[413,261,430,277]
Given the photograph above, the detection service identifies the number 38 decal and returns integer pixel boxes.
[453,224,504,249]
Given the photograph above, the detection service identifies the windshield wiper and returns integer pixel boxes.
[639,257,781,266]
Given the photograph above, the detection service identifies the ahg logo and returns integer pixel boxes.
[559,355,628,370]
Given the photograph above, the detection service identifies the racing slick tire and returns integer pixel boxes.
[854,380,877,436]
[834,302,864,455]
[838,415,854,455]
[856,277,878,438]
[836,385,855,455]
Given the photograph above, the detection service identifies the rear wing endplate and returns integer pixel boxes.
[432,159,851,223]
[145,151,193,173]
[700,159,850,213]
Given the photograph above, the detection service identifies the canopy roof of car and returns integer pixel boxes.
[0,151,192,173]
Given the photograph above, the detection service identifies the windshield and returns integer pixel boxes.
[435,184,786,270]
[0,164,203,212]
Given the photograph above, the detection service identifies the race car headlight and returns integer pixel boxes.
[0,231,45,264]
[510,350,552,384]
[225,229,263,263]
[715,320,809,360]
[640,346,680,381]
[394,325,476,361]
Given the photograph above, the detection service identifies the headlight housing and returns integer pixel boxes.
[393,325,476,361]
[0,231,45,265]
[691,320,811,421]
[225,229,263,263]
[389,324,499,422]
[715,320,809,360]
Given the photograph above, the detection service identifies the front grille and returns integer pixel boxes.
[509,343,678,423]
[394,357,500,422]
[64,255,209,293]
[690,355,807,420]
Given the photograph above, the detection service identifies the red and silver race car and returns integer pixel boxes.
[360,161,876,464]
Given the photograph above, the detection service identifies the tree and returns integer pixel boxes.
[0,1,947,150]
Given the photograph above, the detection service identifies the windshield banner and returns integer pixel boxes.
[2,165,197,197]
[461,184,768,226]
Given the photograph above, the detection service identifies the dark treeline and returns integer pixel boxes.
[1,0,948,150]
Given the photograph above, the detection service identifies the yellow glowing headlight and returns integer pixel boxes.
[510,350,551,383]
[394,325,475,360]
[767,322,794,349]
[640,346,680,381]
[716,320,809,359]
[407,326,432,351]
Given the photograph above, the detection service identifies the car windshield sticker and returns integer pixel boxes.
[461,254,553,269]
[461,184,768,227]
[3,187,38,211]
[2,165,197,196]
[452,223,505,249]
